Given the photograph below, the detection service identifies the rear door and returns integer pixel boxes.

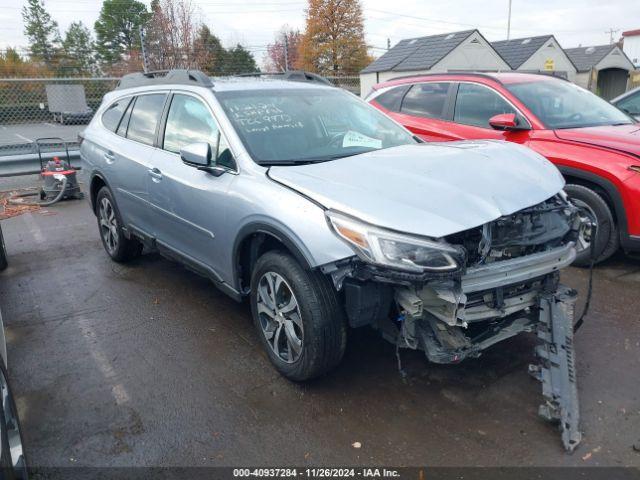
[146,92,237,275]
[112,92,168,235]
[372,82,459,141]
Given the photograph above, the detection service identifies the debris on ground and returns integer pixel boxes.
[1,190,41,219]
[352,442,361,449]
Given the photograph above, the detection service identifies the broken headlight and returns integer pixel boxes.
[326,210,461,273]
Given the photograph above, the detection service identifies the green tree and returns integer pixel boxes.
[22,0,61,66]
[94,0,149,65]
[299,0,369,75]
[62,22,97,75]
[194,25,225,75]
[222,44,258,75]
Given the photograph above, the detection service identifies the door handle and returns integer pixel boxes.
[104,151,115,164]
[148,167,163,182]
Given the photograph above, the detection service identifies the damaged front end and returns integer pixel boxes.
[323,193,585,452]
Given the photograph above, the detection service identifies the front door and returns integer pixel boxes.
[146,92,236,275]
[447,82,532,144]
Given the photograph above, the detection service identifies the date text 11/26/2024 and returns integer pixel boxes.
[233,468,403,478]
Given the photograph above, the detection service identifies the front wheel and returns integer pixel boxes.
[565,184,619,266]
[250,251,347,381]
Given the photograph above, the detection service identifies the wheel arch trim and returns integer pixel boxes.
[232,221,316,294]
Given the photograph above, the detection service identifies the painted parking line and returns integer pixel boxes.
[14,133,31,142]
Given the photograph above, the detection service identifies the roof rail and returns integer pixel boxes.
[116,69,213,90]
[386,71,507,85]
[237,70,334,86]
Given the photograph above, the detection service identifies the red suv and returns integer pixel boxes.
[367,72,640,265]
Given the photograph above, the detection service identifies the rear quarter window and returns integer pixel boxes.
[101,98,131,132]
[400,83,451,119]
[373,86,410,112]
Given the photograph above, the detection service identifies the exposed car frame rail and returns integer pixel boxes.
[530,286,582,452]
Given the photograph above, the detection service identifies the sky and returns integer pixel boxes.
[1,0,639,67]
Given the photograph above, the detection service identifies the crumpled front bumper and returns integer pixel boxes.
[462,242,576,293]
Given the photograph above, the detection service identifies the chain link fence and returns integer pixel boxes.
[0,77,119,126]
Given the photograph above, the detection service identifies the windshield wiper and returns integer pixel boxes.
[261,149,378,166]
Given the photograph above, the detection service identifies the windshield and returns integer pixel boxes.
[216,88,416,164]
[505,79,634,129]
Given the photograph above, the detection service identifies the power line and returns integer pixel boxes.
[605,27,619,44]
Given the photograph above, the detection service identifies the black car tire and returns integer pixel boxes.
[95,187,142,263]
[0,359,28,480]
[565,184,619,266]
[0,224,7,271]
[250,251,347,382]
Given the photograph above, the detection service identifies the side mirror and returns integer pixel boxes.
[180,142,211,166]
[180,142,226,176]
[489,113,528,131]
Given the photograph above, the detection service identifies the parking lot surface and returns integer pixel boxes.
[0,122,81,145]
[0,186,639,468]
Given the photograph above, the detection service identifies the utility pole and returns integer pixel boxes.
[139,26,150,73]
[605,28,619,44]
[283,33,289,71]
[507,0,512,40]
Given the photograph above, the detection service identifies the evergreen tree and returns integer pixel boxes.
[22,0,61,66]
[94,0,149,65]
[62,22,97,75]
[194,25,225,75]
[222,44,258,75]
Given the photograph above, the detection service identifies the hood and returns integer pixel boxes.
[269,141,564,238]
[554,124,640,156]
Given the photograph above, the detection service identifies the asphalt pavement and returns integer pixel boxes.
[0,184,638,469]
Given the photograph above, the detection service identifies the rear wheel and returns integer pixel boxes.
[565,184,619,266]
[95,187,142,263]
[250,251,347,381]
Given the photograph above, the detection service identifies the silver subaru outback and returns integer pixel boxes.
[81,70,586,450]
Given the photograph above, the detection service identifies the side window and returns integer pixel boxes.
[400,83,450,119]
[374,86,410,112]
[163,94,219,154]
[101,98,130,132]
[116,98,134,137]
[454,83,515,128]
[126,94,167,146]
[617,93,640,116]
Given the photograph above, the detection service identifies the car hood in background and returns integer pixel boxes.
[554,124,640,156]
[269,141,564,238]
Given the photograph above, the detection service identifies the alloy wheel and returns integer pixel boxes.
[573,198,596,253]
[99,197,119,255]
[256,271,304,363]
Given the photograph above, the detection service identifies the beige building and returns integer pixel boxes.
[359,30,510,97]
[491,35,577,81]
[565,44,636,99]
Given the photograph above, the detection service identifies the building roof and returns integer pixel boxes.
[361,30,478,74]
[622,29,640,37]
[491,35,555,69]
[564,44,618,72]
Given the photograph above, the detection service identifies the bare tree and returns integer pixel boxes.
[145,0,199,70]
